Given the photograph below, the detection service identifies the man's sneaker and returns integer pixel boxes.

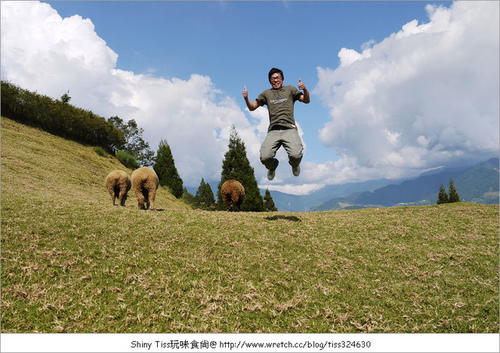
[292,165,300,177]
[267,168,276,181]
[267,160,279,181]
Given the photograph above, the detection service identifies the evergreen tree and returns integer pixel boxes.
[195,178,216,210]
[153,139,183,198]
[448,178,461,203]
[217,126,264,211]
[437,183,449,204]
[263,189,278,212]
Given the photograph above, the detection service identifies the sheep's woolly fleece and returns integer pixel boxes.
[221,180,245,210]
[131,167,159,210]
[105,170,131,206]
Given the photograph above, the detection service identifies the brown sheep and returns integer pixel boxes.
[221,179,245,211]
[105,170,131,206]
[131,167,159,210]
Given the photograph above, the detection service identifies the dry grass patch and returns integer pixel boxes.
[1,117,499,333]
[3,202,497,333]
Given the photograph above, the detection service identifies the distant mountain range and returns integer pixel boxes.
[266,178,395,212]
[309,158,499,211]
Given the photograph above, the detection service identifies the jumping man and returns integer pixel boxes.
[243,68,310,180]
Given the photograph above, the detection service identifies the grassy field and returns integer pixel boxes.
[1,116,499,333]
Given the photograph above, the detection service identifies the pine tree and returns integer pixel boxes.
[195,178,216,210]
[448,178,461,203]
[437,183,449,204]
[153,139,183,198]
[263,189,278,212]
[217,126,264,211]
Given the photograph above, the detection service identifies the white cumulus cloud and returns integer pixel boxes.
[314,1,499,182]
[0,1,264,187]
[2,1,498,195]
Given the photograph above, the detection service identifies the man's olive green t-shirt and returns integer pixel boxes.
[256,86,302,131]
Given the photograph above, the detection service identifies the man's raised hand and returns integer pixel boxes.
[298,78,310,103]
[298,78,306,91]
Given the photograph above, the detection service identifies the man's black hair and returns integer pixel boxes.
[268,68,284,82]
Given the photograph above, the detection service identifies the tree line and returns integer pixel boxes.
[1,81,154,166]
[2,81,277,211]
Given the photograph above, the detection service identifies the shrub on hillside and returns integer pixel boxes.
[93,146,107,157]
[116,150,140,169]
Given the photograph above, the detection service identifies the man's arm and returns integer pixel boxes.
[242,86,262,111]
[298,78,310,104]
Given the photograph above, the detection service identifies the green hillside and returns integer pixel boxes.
[1,117,499,333]
[0,117,190,212]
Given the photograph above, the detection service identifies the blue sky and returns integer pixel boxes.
[2,1,498,194]
[47,0,446,165]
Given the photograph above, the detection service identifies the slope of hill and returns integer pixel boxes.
[311,159,499,211]
[1,116,498,334]
[0,116,191,211]
[455,159,500,203]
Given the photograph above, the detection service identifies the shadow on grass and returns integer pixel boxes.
[265,215,302,222]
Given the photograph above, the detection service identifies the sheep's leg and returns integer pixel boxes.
[118,190,127,206]
[136,190,145,209]
[108,188,117,206]
[142,190,150,209]
[148,188,156,210]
